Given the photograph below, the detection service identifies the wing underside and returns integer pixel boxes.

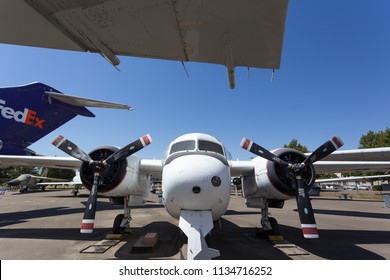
[0,0,289,88]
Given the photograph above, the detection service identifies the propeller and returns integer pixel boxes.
[52,134,152,233]
[241,136,343,238]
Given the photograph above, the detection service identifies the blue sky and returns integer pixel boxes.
[1,0,389,160]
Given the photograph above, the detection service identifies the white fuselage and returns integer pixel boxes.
[161,133,231,220]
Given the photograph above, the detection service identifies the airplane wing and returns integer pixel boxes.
[311,147,390,173]
[139,159,163,178]
[0,0,289,88]
[307,147,390,162]
[316,174,390,184]
[29,175,69,182]
[230,160,390,175]
[231,147,390,176]
[0,155,80,169]
[0,155,163,179]
[2,147,390,175]
[313,161,390,174]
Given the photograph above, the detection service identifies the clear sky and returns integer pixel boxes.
[1,0,389,161]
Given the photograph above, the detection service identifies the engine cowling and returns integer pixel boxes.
[251,148,316,200]
[80,146,150,198]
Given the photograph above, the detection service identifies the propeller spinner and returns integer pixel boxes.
[241,136,343,238]
[52,134,152,233]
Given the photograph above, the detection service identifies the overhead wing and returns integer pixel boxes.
[0,0,289,88]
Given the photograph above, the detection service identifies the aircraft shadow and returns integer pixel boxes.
[0,227,109,241]
[115,218,291,260]
[1,209,388,259]
[277,224,390,260]
[114,221,183,260]
[0,206,85,228]
[224,209,261,216]
[292,208,390,220]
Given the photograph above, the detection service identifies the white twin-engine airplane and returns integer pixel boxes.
[4,132,390,259]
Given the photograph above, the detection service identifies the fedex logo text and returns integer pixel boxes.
[0,99,45,128]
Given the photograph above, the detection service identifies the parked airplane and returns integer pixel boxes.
[7,167,68,193]
[0,0,289,89]
[0,82,131,156]
[2,132,390,259]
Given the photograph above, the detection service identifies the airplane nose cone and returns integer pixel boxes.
[7,179,21,186]
[162,155,231,220]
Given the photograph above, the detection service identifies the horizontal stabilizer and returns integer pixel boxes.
[45,91,132,110]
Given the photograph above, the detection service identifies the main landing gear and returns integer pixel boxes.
[259,200,280,237]
[112,196,132,234]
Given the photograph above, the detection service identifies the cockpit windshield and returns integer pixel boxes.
[169,140,196,154]
[169,139,225,156]
[198,140,224,155]
[164,134,230,165]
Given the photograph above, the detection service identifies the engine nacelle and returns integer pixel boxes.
[80,146,150,198]
[246,148,316,200]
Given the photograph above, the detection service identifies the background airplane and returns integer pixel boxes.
[0,0,289,89]
[1,132,390,259]
[6,167,67,193]
[0,81,132,156]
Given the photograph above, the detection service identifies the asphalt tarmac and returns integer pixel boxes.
[0,188,389,260]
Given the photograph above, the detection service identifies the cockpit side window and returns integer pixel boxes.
[169,140,196,154]
[198,140,224,155]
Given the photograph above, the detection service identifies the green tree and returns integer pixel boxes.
[359,127,390,148]
[47,169,75,181]
[5,167,37,179]
[283,139,310,153]
[345,128,390,177]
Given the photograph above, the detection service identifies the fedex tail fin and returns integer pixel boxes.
[0,82,131,155]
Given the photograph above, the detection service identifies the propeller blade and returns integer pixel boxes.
[240,138,289,165]
[104,134,152,165]
[80,173,99,233]
[52,135,92,163]
[304,136,343,165]
[295,176,318,238]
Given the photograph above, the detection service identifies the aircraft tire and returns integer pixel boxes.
[113,214,124,234]
[269,217,280,236]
